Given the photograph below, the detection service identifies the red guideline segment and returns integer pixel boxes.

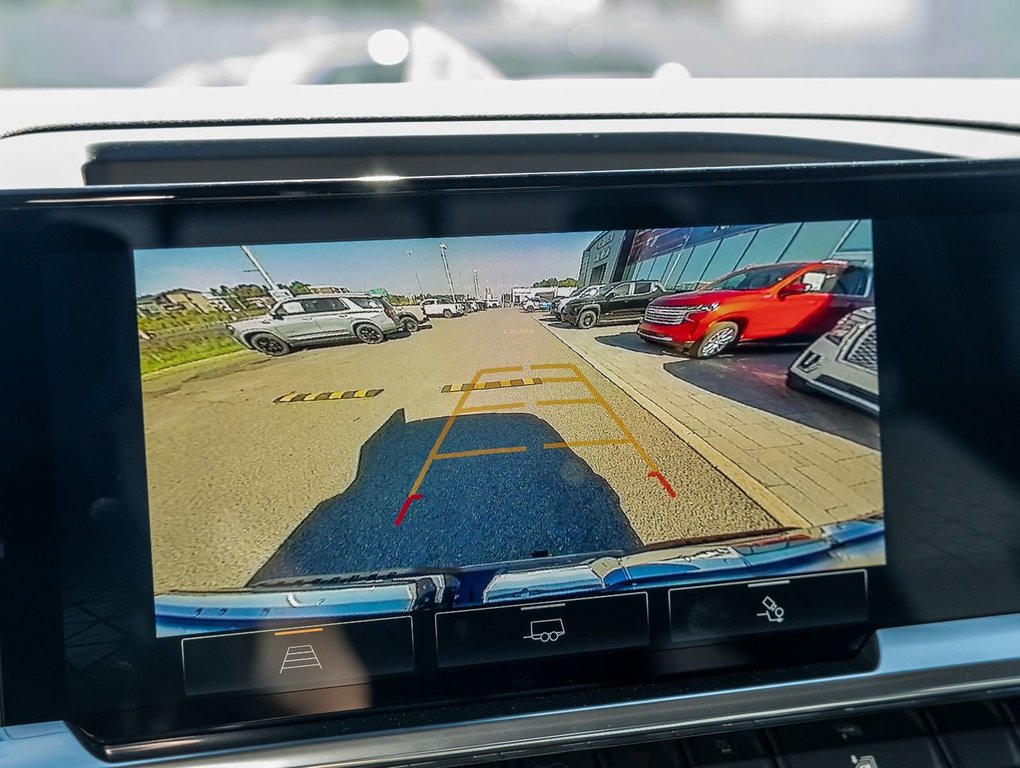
[648,471,677,498]
[395,494,422,526]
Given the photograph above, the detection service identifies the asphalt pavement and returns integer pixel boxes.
[142,308,773,594]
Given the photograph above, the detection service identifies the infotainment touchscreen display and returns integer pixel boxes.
[135,219,883,688]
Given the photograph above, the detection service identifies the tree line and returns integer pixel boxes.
[531,277,578,288]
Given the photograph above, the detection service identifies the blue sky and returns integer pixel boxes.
[134,231,601,297]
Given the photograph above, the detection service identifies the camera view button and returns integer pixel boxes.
[668,569,868,645]
[181,615,414,697]
[435,592,649,668]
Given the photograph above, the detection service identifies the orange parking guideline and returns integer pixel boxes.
[399,360,675,525]
[458,402,526,414]
[435,446,528,460]
[530,362,662,476]
[543,438,631,450]
[534,375,580,383]
[406,366,525,499]
[273,627,324,637]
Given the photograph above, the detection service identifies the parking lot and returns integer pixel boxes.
[143,307,881,594]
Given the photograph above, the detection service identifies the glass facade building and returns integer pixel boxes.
[577,230,635,288]
[618,221,872,291]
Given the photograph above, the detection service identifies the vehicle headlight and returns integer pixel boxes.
[684,303,717,315]
[671,303,718,321]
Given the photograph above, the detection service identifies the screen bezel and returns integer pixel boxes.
[3,159,1020,749]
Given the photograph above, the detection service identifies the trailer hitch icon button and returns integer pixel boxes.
[525,618,566,643]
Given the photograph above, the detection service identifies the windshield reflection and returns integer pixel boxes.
[0,0,1013,87]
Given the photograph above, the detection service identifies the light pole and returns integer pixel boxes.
[240,245,291,300]
[407,250,423,300]
[438,243,456,301]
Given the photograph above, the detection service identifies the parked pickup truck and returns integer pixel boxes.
[421,298,465,318]
[394,305,432,332]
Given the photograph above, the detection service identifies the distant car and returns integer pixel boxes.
[227,293,400,355]
[421,298,464,318]
[485,298,502,308]
[552,284,603,319]
[560,281,668,329]
[638,261,874,358]
[786,307,879,415]
[522,296,553,312]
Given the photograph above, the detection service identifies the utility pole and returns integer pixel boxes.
[472,269,480,300]
[407,250,423,300]
[240,245,292,300]
[438,243,456,301]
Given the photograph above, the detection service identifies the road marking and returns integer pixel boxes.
[459,402,526,413]
[537,398,599,407]
[543,438,631,449]
[441,377,541,393]
[273,627,324,637]
[435,446,528,460]
[274,389,383,403]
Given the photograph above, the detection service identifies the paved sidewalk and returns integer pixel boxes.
[540,320,883,530]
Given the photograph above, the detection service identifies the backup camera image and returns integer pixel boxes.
[136,221,884,638]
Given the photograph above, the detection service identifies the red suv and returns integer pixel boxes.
[637,261,874,358]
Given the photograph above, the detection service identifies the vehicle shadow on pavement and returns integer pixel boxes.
[595,331,684,357]
[248,410,638,584]
[663,349,881,450]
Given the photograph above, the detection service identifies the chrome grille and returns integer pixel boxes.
[643,305,689,325]
[844,325,878,371]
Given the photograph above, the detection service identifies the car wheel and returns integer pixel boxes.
[524,305,534,312]
[443,309,453,318]
[689,321,739,358]
[577,309,598,329]
[354,323,385,344]
[248,333,292,356]
[400,316,420,332]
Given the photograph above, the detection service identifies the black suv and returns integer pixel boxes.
[560,280,668,329]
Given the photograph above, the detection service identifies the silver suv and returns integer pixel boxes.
[227,293,400,356]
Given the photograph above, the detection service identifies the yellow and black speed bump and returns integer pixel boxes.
[274,389,383,403]
[441,377,542,393]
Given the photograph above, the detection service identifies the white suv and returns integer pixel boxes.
[786,307,879,415]
[227,293,400,356]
